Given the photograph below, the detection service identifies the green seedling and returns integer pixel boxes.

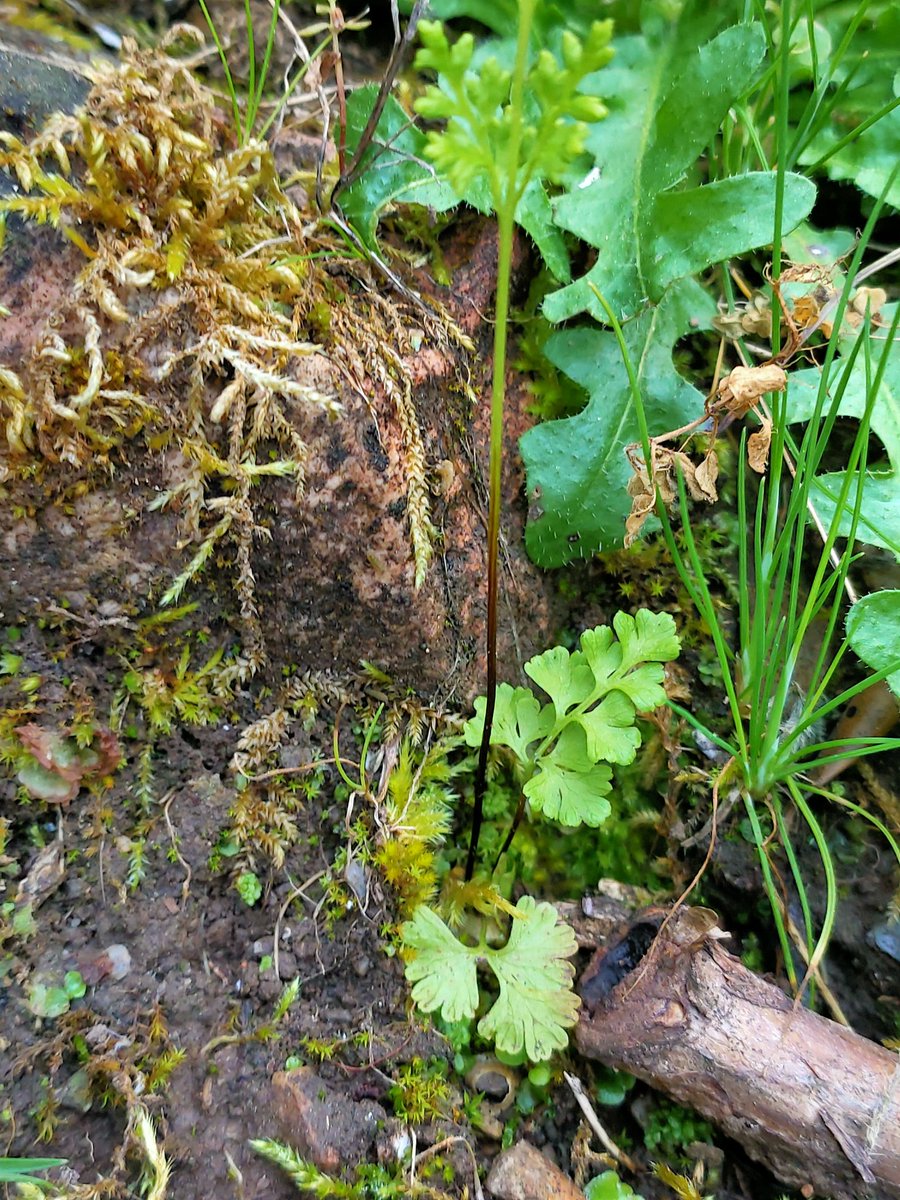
[0,1155,66,1190]
[414,8,614,881]
[119,646,230,735]
[464,611,679,838]
[235,870,262,907]
[585,1172,646,1200]
[27,971,86,1020]
[401,612,678,1060]
[643,1097,714,1157]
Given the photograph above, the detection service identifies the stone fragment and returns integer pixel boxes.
[485,1140,585,1200]
[271,1068,386,1173]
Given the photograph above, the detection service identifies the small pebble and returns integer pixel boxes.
[104,943,131,980]
[59,1068,93,1113]
[870,920,900,963]
[277,953,298,980]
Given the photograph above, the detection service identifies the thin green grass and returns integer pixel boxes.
[197,0,329,145]
[0,1157,66,1190]
[589,158,900,995]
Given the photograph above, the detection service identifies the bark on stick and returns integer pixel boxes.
[576,908,900,1200]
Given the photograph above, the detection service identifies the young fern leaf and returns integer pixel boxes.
[468,684,554,763]
[476,896,579,1060]
[464,610,680,828]
[403,895,578,1061]
[413,11,614,878]
[402,904,480,1023]
[415,22,612,201]
[523,726,613,828]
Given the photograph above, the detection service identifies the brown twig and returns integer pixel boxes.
[564,1072,639,1174]
[330,0,430,203]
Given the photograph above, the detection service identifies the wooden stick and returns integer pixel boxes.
[577,907,900,1200]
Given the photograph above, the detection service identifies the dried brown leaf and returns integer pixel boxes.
[712,293,772,341]
[16,840,66,908]
[694,449,719,501]
[671,450,704,501]
[714,363,787,419]
[625,463,656,547]
[847,286,887,326]
[740,292,774,338]
[792,290,827,331]
[747,419,772,473]
[624,444,719,546]
[780,263,832,286]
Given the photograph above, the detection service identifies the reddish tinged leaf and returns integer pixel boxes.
[15,724,122,805]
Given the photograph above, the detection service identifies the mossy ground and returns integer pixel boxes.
[0,10,897,1200]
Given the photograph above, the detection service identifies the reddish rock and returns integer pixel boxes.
[0,39,565,703]
[271,1068,386,1173]
[485,1140,585,1200]
[0,214,561,700]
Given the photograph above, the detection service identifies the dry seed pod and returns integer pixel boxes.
[713,363,787,419]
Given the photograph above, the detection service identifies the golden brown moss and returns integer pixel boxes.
[0,31,467,669]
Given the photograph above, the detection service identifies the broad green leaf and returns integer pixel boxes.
[525,725,613,826]
[524,645,594,715]
[401,0,600,43]
[522,278,715,566]
[846,590,900,698]
[789,338,900,473]
[478,896,579,1061]
[543,20,815,322]
[402,906,480,1022]
[648,172,815,288]
[341,87,456,247]
[798,4,900,211]
[783,222,856,266]
[577,691,640,765]
[803,108,900,219]
[463,684,554,760]
[414,0,519,36]
[811,472,900,561]
[585,1171,646,1200]
[514,179,571,282]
